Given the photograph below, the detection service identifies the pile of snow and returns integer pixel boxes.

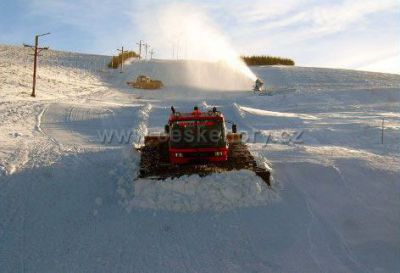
[118,171,275,213]
[113,149,276,213]
[132,103,152,147]
[238,104,319,120]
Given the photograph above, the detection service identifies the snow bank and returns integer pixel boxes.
[238,105,319,120]
[132,103,152,148]
[114,150,276,213]
[119,171,275,213]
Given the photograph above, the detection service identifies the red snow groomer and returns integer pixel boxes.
[139,106,271,185]
[168,106,229,164]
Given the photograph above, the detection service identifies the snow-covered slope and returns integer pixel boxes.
[1,44,399,273]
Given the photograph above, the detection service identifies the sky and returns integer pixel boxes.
[0,0,399,74]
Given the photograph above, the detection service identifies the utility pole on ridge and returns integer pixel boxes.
[144,43,150,60]
[116,46,124,73]
[150,49,155,60]
[23,32,50,97]
[136,40,143,60]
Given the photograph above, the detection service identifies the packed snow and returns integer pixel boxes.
[114,150,276,213]
[1,44,400,273]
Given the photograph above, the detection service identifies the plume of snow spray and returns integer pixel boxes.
[137,3,257,90]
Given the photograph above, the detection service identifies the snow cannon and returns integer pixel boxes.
[253,78,265,93]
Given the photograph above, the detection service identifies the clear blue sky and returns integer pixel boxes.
[1,0,399,73]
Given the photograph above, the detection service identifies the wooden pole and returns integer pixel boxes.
[176,40,179,60]
[144,43,149,60]
[116,46,124,73]
[23,33,50,97]
[136,40,143,60]
[121,46,124,73]
[31,35,38,97]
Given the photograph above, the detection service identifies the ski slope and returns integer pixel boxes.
[1,44,400,273]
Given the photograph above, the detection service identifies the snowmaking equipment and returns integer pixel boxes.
[253,78,296,96]
[127,75,164,89]
[253,78,266,93]
[138,106,271,185]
